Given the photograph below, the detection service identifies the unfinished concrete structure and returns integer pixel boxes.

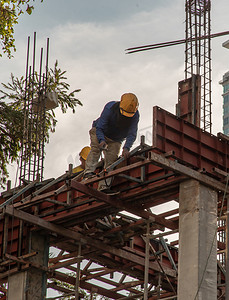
[0,104,228,299]
[0,0,229,299]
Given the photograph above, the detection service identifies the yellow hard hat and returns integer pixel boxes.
[120,93,139,117]
[79,146,91,160]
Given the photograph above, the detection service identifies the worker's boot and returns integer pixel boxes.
[99,187,120,195]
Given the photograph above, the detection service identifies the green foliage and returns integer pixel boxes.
[0,60,82,187]
[0,101,23,186]
[48,60,81,114]
[0,0,43,58]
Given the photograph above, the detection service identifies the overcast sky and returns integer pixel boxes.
[1,0,229,186]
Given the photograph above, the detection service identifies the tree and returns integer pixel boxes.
[0,60,82,187]
[0,101,23,187]
[0,0,43,58]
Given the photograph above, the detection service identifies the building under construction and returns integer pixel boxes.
[0,1,229,299]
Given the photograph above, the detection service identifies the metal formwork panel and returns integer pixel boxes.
[153,106,229,177]
[176,75,201,127]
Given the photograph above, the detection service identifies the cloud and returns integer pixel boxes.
[41,9,185,179]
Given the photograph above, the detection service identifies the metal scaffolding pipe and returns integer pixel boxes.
[143,221,150,300]
[75,243,82,299]
[226,197,229,298]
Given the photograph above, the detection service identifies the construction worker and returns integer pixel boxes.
[84,93,139,193]
[72,146,91,174]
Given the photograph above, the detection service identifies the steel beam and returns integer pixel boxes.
[52,270,123,299]
[71,180,155,220]
[0,180,38,208]
[149,151,228,193]
[4,207,176,278]
[71,180,178,229]
[78,158,152,185]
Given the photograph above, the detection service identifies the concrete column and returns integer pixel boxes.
[178,179,217,300]
[8,232,49,300]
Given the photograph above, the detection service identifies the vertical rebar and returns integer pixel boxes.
[75,243,82,300]
[32,47,43,180]
[19,36,30,185]
[30,32,36,180]
[226,198,229,298]
[185,0,212,133]
[143,221,150,300]
[41,37,50,180]
[19,33,50,184]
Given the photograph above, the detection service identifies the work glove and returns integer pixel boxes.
[99,141,108,150]
[122,148,130,159]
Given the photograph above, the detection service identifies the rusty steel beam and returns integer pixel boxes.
[148,151,228,193]
[66,263,144,295]
[0,251,37,267]
[49,257,81,271]
[0,263,30,279]
[90,218,154,240]
[0,133,198,298]
[46,282,84,299]
[81,268,116,281]
[0,180,38,208]
[54,219,178,270]
[71,180,155,220]
[51,270,124,299]
[0,155,180,230]
[4,206,176,278]
[77,158,153,185]
[49,251,79,264]
[4,206,84,242]
[0,189,65,211]
[0,178,179,259]
[41,199,110,225]
[71,180,178,230]
[58,249,176,295]
[111,279,144,292]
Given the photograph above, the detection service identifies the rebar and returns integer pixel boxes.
[19,33,50,185]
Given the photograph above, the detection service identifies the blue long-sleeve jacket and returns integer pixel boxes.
[92,101,139,150]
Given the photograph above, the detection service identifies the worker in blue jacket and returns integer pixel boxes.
[84,93,139,193]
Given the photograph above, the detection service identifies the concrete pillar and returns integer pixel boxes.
[8,232,49,300]
[178,179,217,300]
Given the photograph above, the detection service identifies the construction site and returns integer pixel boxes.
[1,0,229,299]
